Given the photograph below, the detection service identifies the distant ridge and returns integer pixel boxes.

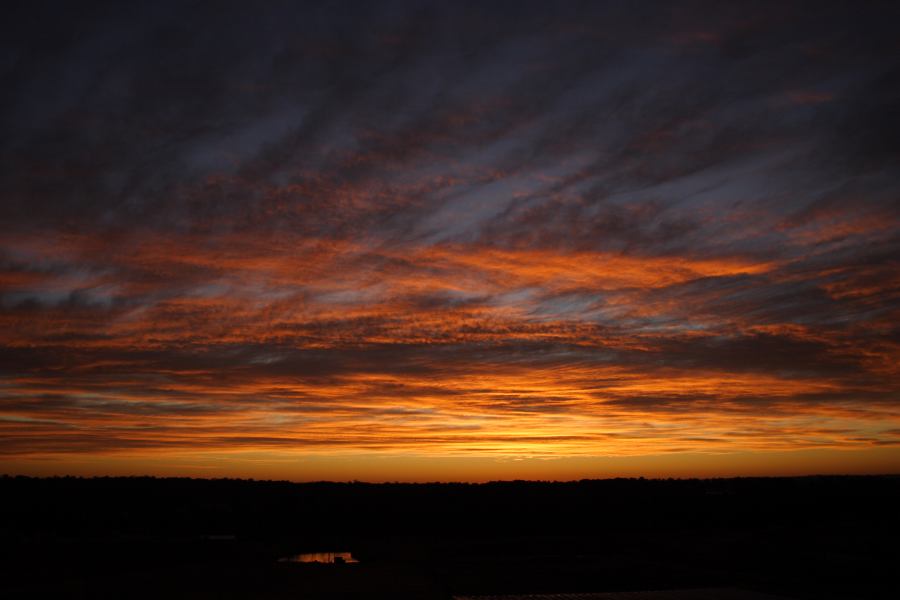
[454,589,794,600]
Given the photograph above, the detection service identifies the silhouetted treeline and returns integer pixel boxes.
[2,475,899,600]
[3,474,899,540]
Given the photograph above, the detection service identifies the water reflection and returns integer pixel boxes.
[279,551,359,564]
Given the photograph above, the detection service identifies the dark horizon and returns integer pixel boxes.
[5,471,900,484]
[3,474,899,598]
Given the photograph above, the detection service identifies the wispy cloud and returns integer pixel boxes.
[1,1,899,477]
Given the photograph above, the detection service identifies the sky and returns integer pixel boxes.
[1,0,899,481]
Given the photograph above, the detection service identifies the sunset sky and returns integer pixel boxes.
[2,1,899,481]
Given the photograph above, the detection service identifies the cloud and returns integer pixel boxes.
[1,1,899,472]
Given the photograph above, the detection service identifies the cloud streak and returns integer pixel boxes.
[1,1,899,478]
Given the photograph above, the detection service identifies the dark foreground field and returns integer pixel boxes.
[2,475,898,599]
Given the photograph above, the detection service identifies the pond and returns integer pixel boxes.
[278,551,359,564]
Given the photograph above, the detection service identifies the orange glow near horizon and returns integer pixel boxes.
[2,229,899,480]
